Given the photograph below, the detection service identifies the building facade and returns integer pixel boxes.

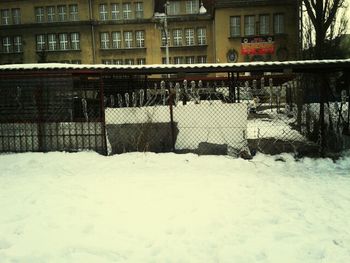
[0,0,299,65]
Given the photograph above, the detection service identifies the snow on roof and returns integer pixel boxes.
[0,59,349,74]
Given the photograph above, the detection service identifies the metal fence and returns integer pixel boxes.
[0,61,349,157]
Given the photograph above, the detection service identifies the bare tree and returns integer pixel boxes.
[303,0,348,59]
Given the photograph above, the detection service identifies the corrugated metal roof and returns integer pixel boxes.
[0,59,349,75]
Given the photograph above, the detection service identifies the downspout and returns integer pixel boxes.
[89,0,96,64]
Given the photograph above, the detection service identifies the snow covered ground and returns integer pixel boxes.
[1,151,350,263]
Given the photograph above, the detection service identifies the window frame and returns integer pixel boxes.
[47,6,55,22]
[123,3,132,20]
[259,14,270,35]
[57,5,67,22]
[47,33,57,51]
[59,33,69,50]
[35,7,45,23]
[135,30,145,48]
[197,27,206,45]
[185,28,195,46]
[274,13,284,34]
[12,8,21,24]
[230,16,241,37]
[99,4,108,21]
[135,2,143,19]
[112,31,122,48]
[124,31,133,48]
[244,15,255,36]
[173,29,182,47]
[100,32,110,49]
[70,32,80,50]
[111,3,121,20]
[36,34,46,51]
[69,4,79,21]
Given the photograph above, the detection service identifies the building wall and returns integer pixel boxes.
[0,0,299,65]
[214,1,299,63]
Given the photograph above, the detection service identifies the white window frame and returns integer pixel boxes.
[124,31,133,48]
[99,4,108,21]
[161,30,170,46]
[1,9,10,25]
[100,32,110,49]
[125,58,134,65]
[112,31,122,48]
[48,33,57,51]
[36,34,46,51]
[197,56,207,63]
[2,37,12,53]
[274,13,284,34]
[135,2,143,19]
[259,14,270,35]
[137,58,146,65]
[111,3,121,20]
[57,5,67,22]
[244,15,255,36]
[230,16,241,37]
[47,6,55,22]
[173,29,182,46]
[197,28,206,45]
[12,9,21,24]
[185,28,195,46]
[71,33,80,50]
[174,56,183,64]
[123,3,132,20]
[14,36,22,53]
[59,33,68,50]
[35,7,45,23]
[167,1,180,15]
[185,56,195,64]
[113,59,123,65]
[185,0,199,14]
[69,4,79,21]
[135,30,145,48]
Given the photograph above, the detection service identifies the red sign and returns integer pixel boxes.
[241,36,275,55]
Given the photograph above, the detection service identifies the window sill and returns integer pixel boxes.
[100,47,146,51]
[36,49,81,53]
[161,44,208,49]
[228,36,241,40]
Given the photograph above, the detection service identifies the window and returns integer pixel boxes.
[59,33,68,50]
[135,30,145,48]
[71,33,80,50]
[35,7,45,23]
[1,9,10,25]
[137,58,146,65]
[244,15,255,36]
[197,28,206,45]
[197,56,207,63]
[185,56,195,64]
[162,57,171,64]
[111,4,121,20]
[125,58,134,65]
[161,30,170,46]
[48,34,57,51]
[12,9,21,24]
[173,29,182,46]
[185,28,194,46]
[2,37,12,53]
[185,0,199,14]
[102,59,112,65]
[57,5,67,21]
[13,36,22,53]
[124,31,133,48]
[71,60,81,64]
[174,56,183,64]
[230,16,240,37]
[167,1,180,15]
[112,31,122,48]
[259,14,269,35]
[47,6,55,22]
[113,59,123,65]
[69,4,79,21]
[99,4,108,20]
[123,3,132,19]
[100,32,110,49]
[36,34,46,51]
[274,14,284,34]
[135,2,143,19]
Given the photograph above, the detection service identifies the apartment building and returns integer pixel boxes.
[0,0,299,65]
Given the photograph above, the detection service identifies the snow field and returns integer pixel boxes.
[0,152,350,263]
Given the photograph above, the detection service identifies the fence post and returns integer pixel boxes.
[169,92,176,152]
[99,74,108,156]
[319,73,327,155]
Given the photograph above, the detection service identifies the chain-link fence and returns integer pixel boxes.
[0,75,107,154]
[0,64,349,157]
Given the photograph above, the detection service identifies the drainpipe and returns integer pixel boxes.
[89,0,96,64]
